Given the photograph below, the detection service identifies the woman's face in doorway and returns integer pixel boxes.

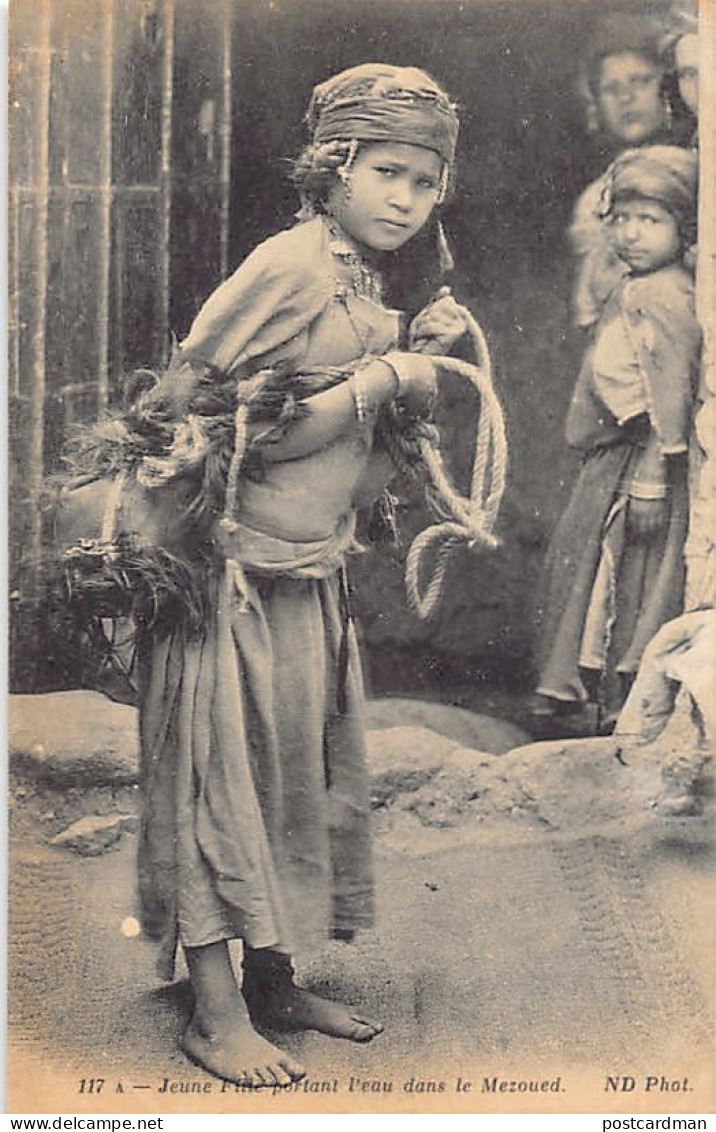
[597,52,666,146]
[327,142,443,253]
[675,34,699,117]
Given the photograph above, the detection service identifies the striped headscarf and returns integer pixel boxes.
[307,63,459,166]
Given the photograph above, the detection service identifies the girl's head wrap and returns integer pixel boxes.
[601,144,698,238]
[306,63,459,165]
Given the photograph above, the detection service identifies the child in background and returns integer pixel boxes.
[533,146,701,730]
[570,15,674,332]
[661,3,699,132]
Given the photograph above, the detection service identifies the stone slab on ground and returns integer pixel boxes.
[9,691,526,787]
[368,727,713,848]
[10,692,711,853]
[365,697,529,753]
[366,726,468,808]
[49,813,138,856]
[9,692,140,785]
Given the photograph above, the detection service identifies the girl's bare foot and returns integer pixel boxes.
[249,983,384,1043]
[182,940,305,1088]
[243,949,383,1043]
[181,1010,305,1088]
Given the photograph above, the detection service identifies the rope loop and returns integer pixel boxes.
[404,312,507,619]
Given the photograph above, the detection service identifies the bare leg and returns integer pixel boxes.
[243,947,383,1043]
[181,941,306,1088]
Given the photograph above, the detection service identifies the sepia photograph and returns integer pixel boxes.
[7,0,715,1116]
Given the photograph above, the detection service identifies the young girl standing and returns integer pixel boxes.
[99,63,469,1087]
[533,146,701,729]
[571,15,675,331]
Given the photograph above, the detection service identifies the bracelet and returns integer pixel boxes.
[347,369,369,424]
[380,351,412,395]
[629,479,668,501]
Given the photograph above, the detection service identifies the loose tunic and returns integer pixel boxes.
[136,217,402,978]
[536,264,700,709]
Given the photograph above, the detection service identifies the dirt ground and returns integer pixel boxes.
[7,760,715,1115]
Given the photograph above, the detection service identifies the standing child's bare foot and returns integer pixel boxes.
[248,984,384,1043]
[181,1005,305,1088]
[243,948,383,1043]
[182,940,305,1088]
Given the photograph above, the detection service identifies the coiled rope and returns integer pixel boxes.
[400,311,507,620]
[214,312,506,620]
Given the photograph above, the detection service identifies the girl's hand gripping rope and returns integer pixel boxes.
[408,287,471,356]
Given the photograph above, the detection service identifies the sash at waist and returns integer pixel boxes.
[222,512,359,592]
[220,511,360,711]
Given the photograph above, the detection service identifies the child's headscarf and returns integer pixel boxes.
[600,144,698,235]
[307,63,459,167]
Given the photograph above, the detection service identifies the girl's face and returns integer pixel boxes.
[597,52,666,145]
[611,197,681,274]
[675,34,699,116]
[328,142,443,253]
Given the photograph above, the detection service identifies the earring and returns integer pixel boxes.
[663,96,673,131]
[337,139,358,199]
[436,164,450,206]
[337,165,352,200]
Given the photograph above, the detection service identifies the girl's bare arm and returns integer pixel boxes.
[258,354,435,463]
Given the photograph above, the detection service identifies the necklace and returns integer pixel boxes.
[325,218,385,306]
